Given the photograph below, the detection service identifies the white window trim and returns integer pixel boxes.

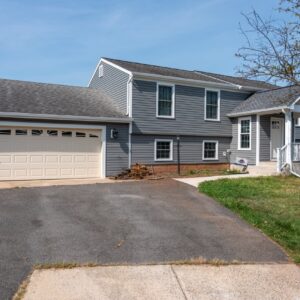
[154,139,173,161]
[204,88,220,121]
[98,64,104,77]
[238,116,252,150]
[202,140,219,161]
[156,82,175,119]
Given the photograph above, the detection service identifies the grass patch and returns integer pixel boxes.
[199,176,300,263]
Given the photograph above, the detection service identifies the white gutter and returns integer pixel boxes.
[227,106,288,117]
[0,112,132,123]
[132,71,267,92]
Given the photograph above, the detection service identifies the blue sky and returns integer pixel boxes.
[0,0,283,86]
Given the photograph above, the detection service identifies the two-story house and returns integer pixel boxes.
[0,57,299,180]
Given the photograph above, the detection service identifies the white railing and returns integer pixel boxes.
[292,143,300,162]
[277,144,288,172]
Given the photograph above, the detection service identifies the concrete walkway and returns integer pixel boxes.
[175,162,278,187]
[21,264,300,300]
[175,173,255,187]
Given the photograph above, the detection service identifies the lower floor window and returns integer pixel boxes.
[155,139,173,161]
[203,141,218,160]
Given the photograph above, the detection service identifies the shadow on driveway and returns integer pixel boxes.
[0,179,287,299]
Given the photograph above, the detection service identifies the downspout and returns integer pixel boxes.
[127,74,133,169]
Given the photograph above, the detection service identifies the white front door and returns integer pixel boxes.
[270,118,284,160]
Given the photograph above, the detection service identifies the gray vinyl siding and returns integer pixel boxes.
[106,124,129,176]
[131,134,231,165]
[260,115,271,161]
[230,115,256,165]
[89,62,129,113]
[131,80,250,136]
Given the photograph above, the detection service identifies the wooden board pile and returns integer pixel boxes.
[114,163,154,180]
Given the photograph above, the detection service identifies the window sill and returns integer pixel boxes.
[154,159,174,162]
[203,158,219,161]
[238,148,251,151]
[204,119,220,122]
[156,116,175,120]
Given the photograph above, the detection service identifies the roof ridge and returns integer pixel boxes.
[103,57,277,88]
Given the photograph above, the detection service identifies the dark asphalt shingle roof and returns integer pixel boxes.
[104,58,276,90]
[229,85,300,116]
[198,71,276,90]
[0,78,127,119]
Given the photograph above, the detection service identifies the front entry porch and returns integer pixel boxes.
[257,110,300,176]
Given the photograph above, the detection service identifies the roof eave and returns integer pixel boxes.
[227,106,288,117]
[0,112,132,123]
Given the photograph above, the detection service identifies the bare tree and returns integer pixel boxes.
[236,0,300,85]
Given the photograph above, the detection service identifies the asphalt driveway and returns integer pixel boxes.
[0,179,287,299]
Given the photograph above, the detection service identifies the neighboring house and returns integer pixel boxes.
[0,57,299,181]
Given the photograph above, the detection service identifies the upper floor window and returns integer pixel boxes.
[156,83,175,118]
[205,89,220,121]
[238,117,251,150]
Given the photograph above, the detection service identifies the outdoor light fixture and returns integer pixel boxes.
[110,128,118,139]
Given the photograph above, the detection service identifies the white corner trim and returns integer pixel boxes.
[100,126,107,178]
[238,116,252,150]
[202,140,219,160]
[154,139,173,161]
[256,114,260,165]
[156,82,175,119]
[204,88,220,121]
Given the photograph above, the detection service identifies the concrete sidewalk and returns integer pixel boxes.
[21,264,300,300]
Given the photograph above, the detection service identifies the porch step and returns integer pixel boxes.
[247,162,277,176]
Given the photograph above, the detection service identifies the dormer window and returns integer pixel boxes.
[99,65,104,77]
[156,83,175,118]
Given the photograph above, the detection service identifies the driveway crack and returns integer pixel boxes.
[170,265,188,300]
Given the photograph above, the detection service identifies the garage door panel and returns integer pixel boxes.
[0,128,102,180]
[30,155,44,163]
[74,168,87,176]
[29,169,44,177]
[60,156,73,163]
[14,155,27,163]
[0,169,11,178]
[14,169,27,177]
[61,169,73,176]
[0,155,11,163]
[46,156,60,163]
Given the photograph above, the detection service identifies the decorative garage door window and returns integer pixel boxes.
[0,128,100,138]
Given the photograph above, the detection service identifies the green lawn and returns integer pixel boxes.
[199,176,300,263]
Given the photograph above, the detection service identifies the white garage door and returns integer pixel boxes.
[0,127,103,180]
